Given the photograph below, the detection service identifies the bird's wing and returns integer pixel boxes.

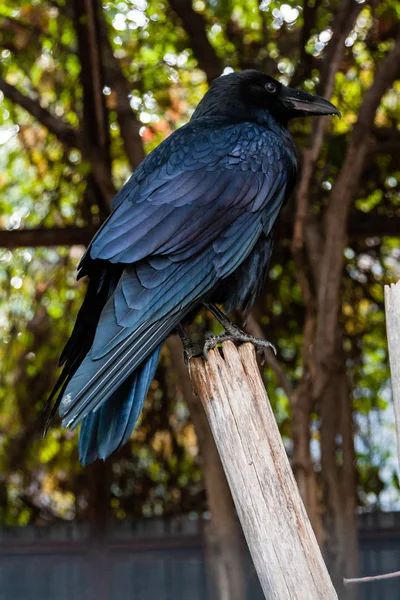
[80,119,293,269]
[60,121,293,428]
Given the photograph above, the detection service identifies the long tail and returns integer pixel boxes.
[78,344,162,465]
[45,265,122,427]
[48,256,202,464]
[46,265,164,464]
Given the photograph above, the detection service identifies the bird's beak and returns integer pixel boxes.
[281,86,340,117]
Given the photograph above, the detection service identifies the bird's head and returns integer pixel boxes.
[192,70,340,126]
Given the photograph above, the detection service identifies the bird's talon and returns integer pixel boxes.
[259,352,266,367]
[203,334,220,359]
[183,344,203,363]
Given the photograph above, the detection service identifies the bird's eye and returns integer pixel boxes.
[265,82,277,94]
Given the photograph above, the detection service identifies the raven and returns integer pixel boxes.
[47,70,339,465]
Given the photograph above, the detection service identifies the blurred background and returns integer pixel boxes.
[0,0,399,599]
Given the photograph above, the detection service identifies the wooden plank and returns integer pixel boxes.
[385,281,400,469]
[189,341,338,600]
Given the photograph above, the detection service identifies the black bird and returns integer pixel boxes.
[48,70,339,465]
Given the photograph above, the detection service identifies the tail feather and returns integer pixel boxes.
[47,258,192,465]
[78,344,162,465]
[45,266,121,430]
[59,310,182,429]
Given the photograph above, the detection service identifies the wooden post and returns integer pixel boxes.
[344,281,400,588]
[385,281,400,468]
[189,341,337,600]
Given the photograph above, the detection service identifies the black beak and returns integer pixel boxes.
[281,86,340,118]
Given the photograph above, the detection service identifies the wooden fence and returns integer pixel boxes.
[0,513,400,600]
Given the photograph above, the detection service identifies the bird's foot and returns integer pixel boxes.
[183,341,203,364]
[203,323,276,359]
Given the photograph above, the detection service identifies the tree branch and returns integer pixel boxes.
[314,32,400,394]
[0,13,77,56]
[0,227,93,249]
[318,0,363,94]
[290,0,323,87]
[344,571,400,586]
[167,0,223,83]
[72,0,116,206]
[0,74,80,149]
[97,4,145,170]
[292,0,363,263]
[348,212,400,237]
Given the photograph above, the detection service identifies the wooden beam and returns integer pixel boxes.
[385,281,400,469]
[189,341,337,599]
[0,227,93,249]
[0,213,399,250]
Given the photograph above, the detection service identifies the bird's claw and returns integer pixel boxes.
[203,328,276,360]
[183,342,203,364]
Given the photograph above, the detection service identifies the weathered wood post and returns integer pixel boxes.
[189,341,338,599]
[385,281,400,468]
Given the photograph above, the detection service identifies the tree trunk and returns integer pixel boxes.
[291,379,324,544]
[166,336,247,600]
[319,342,358,598]
[72,0,116,208]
